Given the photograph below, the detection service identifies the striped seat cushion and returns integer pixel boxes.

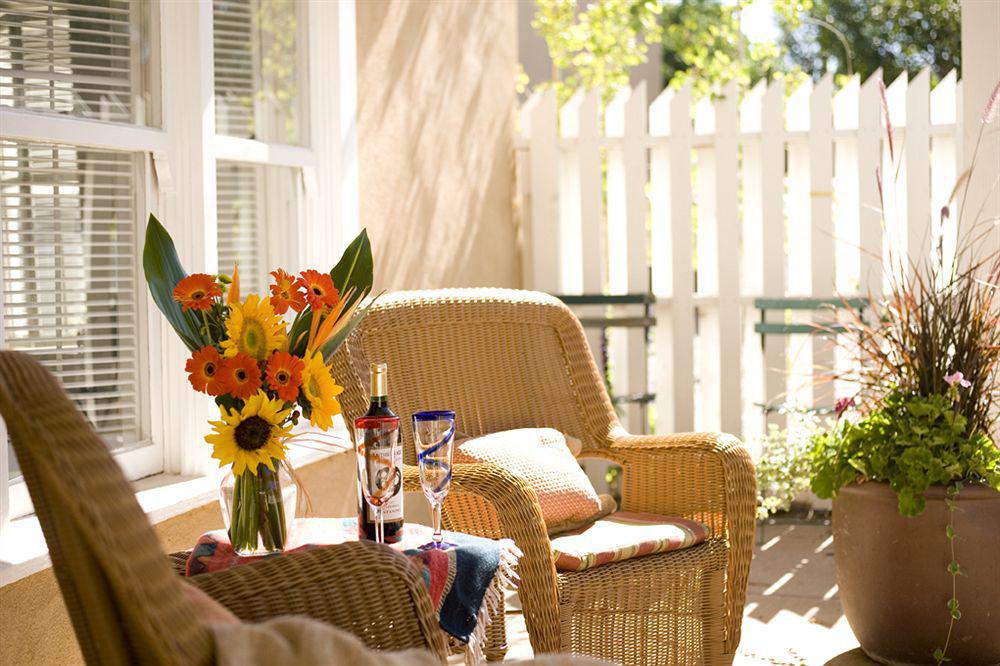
[550,511,710,572]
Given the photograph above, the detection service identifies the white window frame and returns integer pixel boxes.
[1,0,359,531]
[0,111,170,521]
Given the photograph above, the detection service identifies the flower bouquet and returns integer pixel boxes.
[143,214,373,554]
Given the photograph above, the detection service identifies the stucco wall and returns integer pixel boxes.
[355,0,520,291]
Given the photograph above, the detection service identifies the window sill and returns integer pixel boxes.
[0,445,337,587]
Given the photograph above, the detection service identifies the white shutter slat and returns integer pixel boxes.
[0,0,142,123]
[1,138,142,450]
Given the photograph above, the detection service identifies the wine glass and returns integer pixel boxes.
[413,410,456,549]
[355,420,401,544]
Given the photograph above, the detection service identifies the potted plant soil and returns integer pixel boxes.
[808,82,1000,665]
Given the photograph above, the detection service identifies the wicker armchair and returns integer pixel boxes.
[330,288,756,665]
[0,350,448,665]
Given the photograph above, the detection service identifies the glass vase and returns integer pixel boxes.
[219,459,297,556]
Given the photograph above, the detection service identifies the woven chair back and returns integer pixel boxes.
[0,351,212,665]
[331,289,617,465]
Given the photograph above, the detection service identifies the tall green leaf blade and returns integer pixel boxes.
[329,228,373,312]
[321,295,375,362]
[142,214,208,351]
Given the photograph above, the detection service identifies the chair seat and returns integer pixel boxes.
[550,511,710,572]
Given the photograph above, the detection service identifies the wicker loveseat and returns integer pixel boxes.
[0,351,448,665]
[330,288,756,666]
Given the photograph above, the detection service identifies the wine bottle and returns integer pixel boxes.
[355,362,404,543]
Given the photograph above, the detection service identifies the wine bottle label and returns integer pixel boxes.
[369,442,403,521]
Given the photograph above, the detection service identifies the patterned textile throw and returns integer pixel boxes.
[550,511,710,572]
[186,518,520,663]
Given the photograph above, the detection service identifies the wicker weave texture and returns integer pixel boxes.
[0,351,448,665]
[330,288,756,665]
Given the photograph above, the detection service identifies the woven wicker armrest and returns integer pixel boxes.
[609,429,756,654]
[182,541,448,661]
[404,462,563,654]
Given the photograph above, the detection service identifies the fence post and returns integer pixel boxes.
[906,68,932,268]
[607,83,649,432]
[520,89,560,292]
[650,83,695,434]
[930,70,960,274]
[715,82,742,435]
[811,73,835,410]
[560,89,605,362]
[859,70,883,298]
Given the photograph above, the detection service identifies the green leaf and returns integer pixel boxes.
[947,560,961,575]
[329,228,373,314]
[945,525,956,539]
[142,214,207,351]
[933,647,948,663]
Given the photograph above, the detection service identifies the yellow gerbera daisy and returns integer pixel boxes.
[206,391,293,476]
[221,294,287,361]
[301,352,344,430]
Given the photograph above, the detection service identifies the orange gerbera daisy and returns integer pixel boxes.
[269,268,306,315]
[218,352,262,399]
[173,274,222,311]
[185,346,226,395]
[296,269,340,311]
[265,351,305,403]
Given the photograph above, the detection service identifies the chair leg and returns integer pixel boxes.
[484,585,508,662]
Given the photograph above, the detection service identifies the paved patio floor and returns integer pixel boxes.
[493,521,875,665]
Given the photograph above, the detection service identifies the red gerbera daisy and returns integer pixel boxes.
[218,352,263,399]
[265,351,305,403]
[269,268,306,315]
[185,346,226,395]
[295,269,340,311]
[173,274,222,311]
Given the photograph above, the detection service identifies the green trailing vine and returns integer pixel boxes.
[934,480,963,665]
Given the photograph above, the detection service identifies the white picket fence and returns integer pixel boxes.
[515,69,963,441]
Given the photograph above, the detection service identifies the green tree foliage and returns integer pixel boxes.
[776,0,961,83]
[661,0,801,97]
[532,0,663,102]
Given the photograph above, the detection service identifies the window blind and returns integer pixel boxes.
[0,0,145,124]
[216,161,262,294]
[213,0,254,139]
[0,139,142,452]
[212,0,301,144]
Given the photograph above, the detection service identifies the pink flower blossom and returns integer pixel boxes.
[944,371,972,388]
[834,396,855,416]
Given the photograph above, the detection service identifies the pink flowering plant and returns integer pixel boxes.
[810,79,1000,515]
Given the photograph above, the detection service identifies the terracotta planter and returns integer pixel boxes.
[833,481,1000,665]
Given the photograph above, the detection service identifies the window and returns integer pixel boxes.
[0,0,355,532]
[1,0,159,517]
[0,0,155,125]
[1,141,144,453]
[212,0,308,290]
[213,0,304,145]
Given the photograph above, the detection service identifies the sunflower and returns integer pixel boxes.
[296,269,340,311]
[206,391,293,476]
[269,268,305,315]
[266,351,305,403]
[173,274,222,311]
[185,346,226,395]
[221,294,287,361]
[218,352,263,399]
[300,352,344,430]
